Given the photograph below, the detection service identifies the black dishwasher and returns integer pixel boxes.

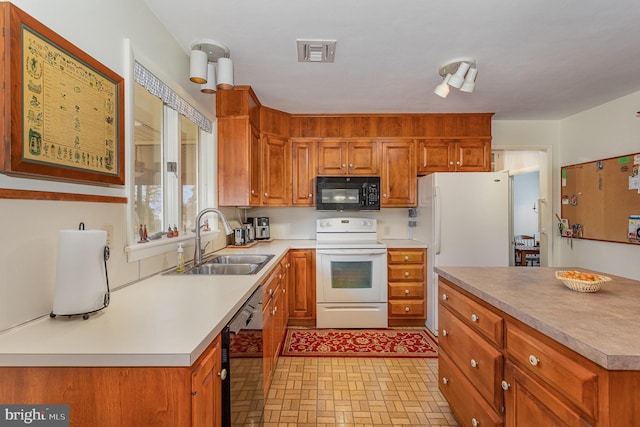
[221,287,264,427]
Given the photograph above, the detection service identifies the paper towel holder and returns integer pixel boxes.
[50,222,111,320]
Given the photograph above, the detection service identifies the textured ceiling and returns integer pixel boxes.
[142,0,640,120]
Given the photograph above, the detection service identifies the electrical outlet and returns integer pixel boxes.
[101,225,113,247]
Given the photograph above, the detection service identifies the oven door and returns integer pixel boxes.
[316,248,388,302]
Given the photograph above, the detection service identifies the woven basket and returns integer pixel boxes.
[555,271,611,293]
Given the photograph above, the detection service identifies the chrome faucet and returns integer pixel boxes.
[194,208,233,265]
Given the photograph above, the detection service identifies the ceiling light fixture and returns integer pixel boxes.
[189,39,233,93]
[434,58,477,98]
[200,63,217,94]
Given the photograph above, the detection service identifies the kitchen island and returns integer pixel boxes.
[435,266,640,427]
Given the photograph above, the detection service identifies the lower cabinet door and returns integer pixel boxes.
[439,351,503,427]
[191,335,222,427]
[503,361,591,427]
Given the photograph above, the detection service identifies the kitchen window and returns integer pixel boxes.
[128,62,215,260]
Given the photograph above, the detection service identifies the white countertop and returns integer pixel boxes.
[0,240,314,367]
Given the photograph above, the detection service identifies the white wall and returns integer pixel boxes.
[556,92,640,279]
[493,93,640,280]
[0,0,221,330]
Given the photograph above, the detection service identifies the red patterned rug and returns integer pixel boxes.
[281,328,438,358]
[230,330,262,358]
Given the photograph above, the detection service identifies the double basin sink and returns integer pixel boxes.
[172,254,275,275]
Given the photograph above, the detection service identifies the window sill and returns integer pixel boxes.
[125,230,221,262]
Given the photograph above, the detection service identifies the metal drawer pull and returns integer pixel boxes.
[217,368,228,381]
[441,329,449,337]
[470,314,479,322]
[405,306,410,312]
[404,271,410,277]
[529,355,540,366]
[268,289,274,296]
[471,418,479,427]
[404,255,409,261]
[470,359,479,368]
[442,377,449,385]
[441,293,448,301]
[501,380,510,391]
[404,289,410,295]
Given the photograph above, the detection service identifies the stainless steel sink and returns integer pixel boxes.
[165,253,275,275]
[184,263,260,275]
[206,254,274,265]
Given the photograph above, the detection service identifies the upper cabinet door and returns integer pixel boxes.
[262,134,291,206]
[291,140,316,206]
[317,140,348,175]
[380,140,416,207]
[455,139,491,172]
[347,140,378,175]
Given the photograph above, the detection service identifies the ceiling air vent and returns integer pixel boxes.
[296,39,336,63]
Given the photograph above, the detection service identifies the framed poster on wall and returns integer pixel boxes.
[0,2,124,186]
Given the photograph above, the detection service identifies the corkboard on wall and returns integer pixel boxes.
[561,153,640,244]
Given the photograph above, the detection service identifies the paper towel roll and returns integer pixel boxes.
[52,229,107,316]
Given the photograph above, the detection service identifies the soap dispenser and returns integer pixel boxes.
[176,243,185,272]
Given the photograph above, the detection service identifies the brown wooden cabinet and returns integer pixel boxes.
[217,87,262,207]
[503,361,587,427]
[287,249,316,326]
[380,140,416,207]
[291,140,316,206]
[262,257,289,394]
[0,335,224,427]
[387,248,426,326]
[191,334,223,427]
[417,138,490,174]
[261,134,290,206]
[438,278,504,426]
[317,140,378,175]
[439,276,640,427]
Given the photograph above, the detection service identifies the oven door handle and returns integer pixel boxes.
[316,249,387,256]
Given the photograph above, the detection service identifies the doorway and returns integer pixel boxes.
[493,149,550,266]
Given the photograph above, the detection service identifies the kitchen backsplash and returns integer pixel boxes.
[221,206,416,240]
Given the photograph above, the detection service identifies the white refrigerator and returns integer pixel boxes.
[417,172,510,335]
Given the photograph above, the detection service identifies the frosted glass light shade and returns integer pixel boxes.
[448,61,470,89]
[201,63,216,94]
[217,57,234,89]
[460,68,478,93]
[434,74,451,98]
[189,49,208,84]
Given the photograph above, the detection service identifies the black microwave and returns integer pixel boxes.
[316,176,380,211]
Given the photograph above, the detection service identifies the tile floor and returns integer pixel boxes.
[264,356,460,427]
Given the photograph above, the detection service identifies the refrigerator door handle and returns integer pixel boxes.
[434,186,441,255]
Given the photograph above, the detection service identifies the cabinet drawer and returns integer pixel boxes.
[262,264,282,302]
[439,351,503,427]
[505,322,598,419]
[440,305,503,411]
[388,300,425,317]
[439,279,503,347]
[388,249,425,264]
[388,264,424,281]
[388,282,425,299]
